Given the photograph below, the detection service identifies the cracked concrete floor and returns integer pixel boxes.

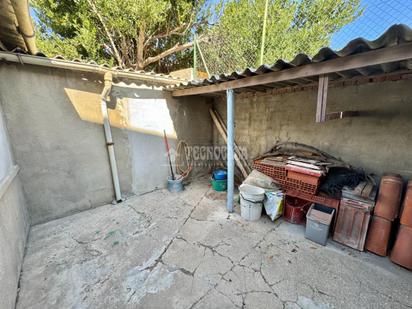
[17,178,412,309]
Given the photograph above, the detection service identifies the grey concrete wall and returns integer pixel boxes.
[0,104,13,181]
[0,64,212,224]
[213,79,412,179]
[0,104,29,309]
[0,170,30,309]
[0,64,133,224]
[113,85,212,194]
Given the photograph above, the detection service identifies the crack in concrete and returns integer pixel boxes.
[215,289,242,309]
[125,189,210,305]
[187,286,214,309]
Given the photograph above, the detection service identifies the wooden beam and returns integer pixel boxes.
[209,109,249,179]
[172,42,412,97]
[316,75,328,123]
[211,109,252,174]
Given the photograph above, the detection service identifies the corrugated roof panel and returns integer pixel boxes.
[171,24,412,91]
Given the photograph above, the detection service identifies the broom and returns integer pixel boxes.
[163,130,175,180]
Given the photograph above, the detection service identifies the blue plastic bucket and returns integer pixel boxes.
[167,176,183,192]
[213,169,227,180]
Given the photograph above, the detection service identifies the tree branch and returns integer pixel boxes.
[144,8,200,47]
[142,41,194,68]
[136,25,146,69]
[146,23,190,45]
[86,0,124,67]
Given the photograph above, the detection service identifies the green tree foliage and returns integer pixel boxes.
[32,0,210,72]
[201,0,362,74]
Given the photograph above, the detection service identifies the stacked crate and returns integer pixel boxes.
[253,157,322,195]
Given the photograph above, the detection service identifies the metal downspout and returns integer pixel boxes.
[11,0,38,54]
[226,89,235,212]
[101,72,122,202]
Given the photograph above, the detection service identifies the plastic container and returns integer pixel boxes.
[168,176,183,192]
[305,204,335,246]
[283,196,312,225]
[211,178,227,191]
[239,184,265,221]
[213,169,227,180]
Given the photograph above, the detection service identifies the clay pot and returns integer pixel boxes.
[390,225,412,270]
[374,174,403,221]
[365,216,392,256]
[400,181,412,227]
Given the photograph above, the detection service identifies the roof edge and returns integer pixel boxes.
[0,51,183,85]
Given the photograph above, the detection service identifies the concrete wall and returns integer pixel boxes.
[213,79,412,179]
[0,105,29,309]
[120,88,212,193]
[0,64,212,224]
[0,104,13,181]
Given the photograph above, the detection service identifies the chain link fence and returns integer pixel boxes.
[196,0,412,77]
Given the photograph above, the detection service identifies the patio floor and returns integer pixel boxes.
[17,178,412,309]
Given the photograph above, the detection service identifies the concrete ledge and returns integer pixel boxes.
[0,165,19,201]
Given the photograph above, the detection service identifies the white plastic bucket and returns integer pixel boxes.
[239,184,265,221]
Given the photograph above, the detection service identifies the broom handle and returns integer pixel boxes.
[163,130,175,180]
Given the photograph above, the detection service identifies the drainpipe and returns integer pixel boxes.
[101,72,122,203]
[226,89,235,212]
[10,0,39,54]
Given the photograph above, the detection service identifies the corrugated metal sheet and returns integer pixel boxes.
[171,24,412,92]
[0,51,185,84]
[50,55,185,82]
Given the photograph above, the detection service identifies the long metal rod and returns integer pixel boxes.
[101,73,122,202]
[195,40,211,77]
[259,0,269,65]
[193,35,197,80]
[226,89,235,212]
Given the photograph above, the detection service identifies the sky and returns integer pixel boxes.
[31,0,412,51]
[330,0,412,49]
[205,0,412,50]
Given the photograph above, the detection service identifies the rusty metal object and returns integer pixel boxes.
[333,198,372,251]
[390,225,412,270]
[365,216,392,256]
[374,174,403,221]
[400,181,412,227]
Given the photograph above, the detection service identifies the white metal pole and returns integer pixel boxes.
[226,89,235,212]
[101,73,122,203]
[259,0,269,65]
[101,99,122,202]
